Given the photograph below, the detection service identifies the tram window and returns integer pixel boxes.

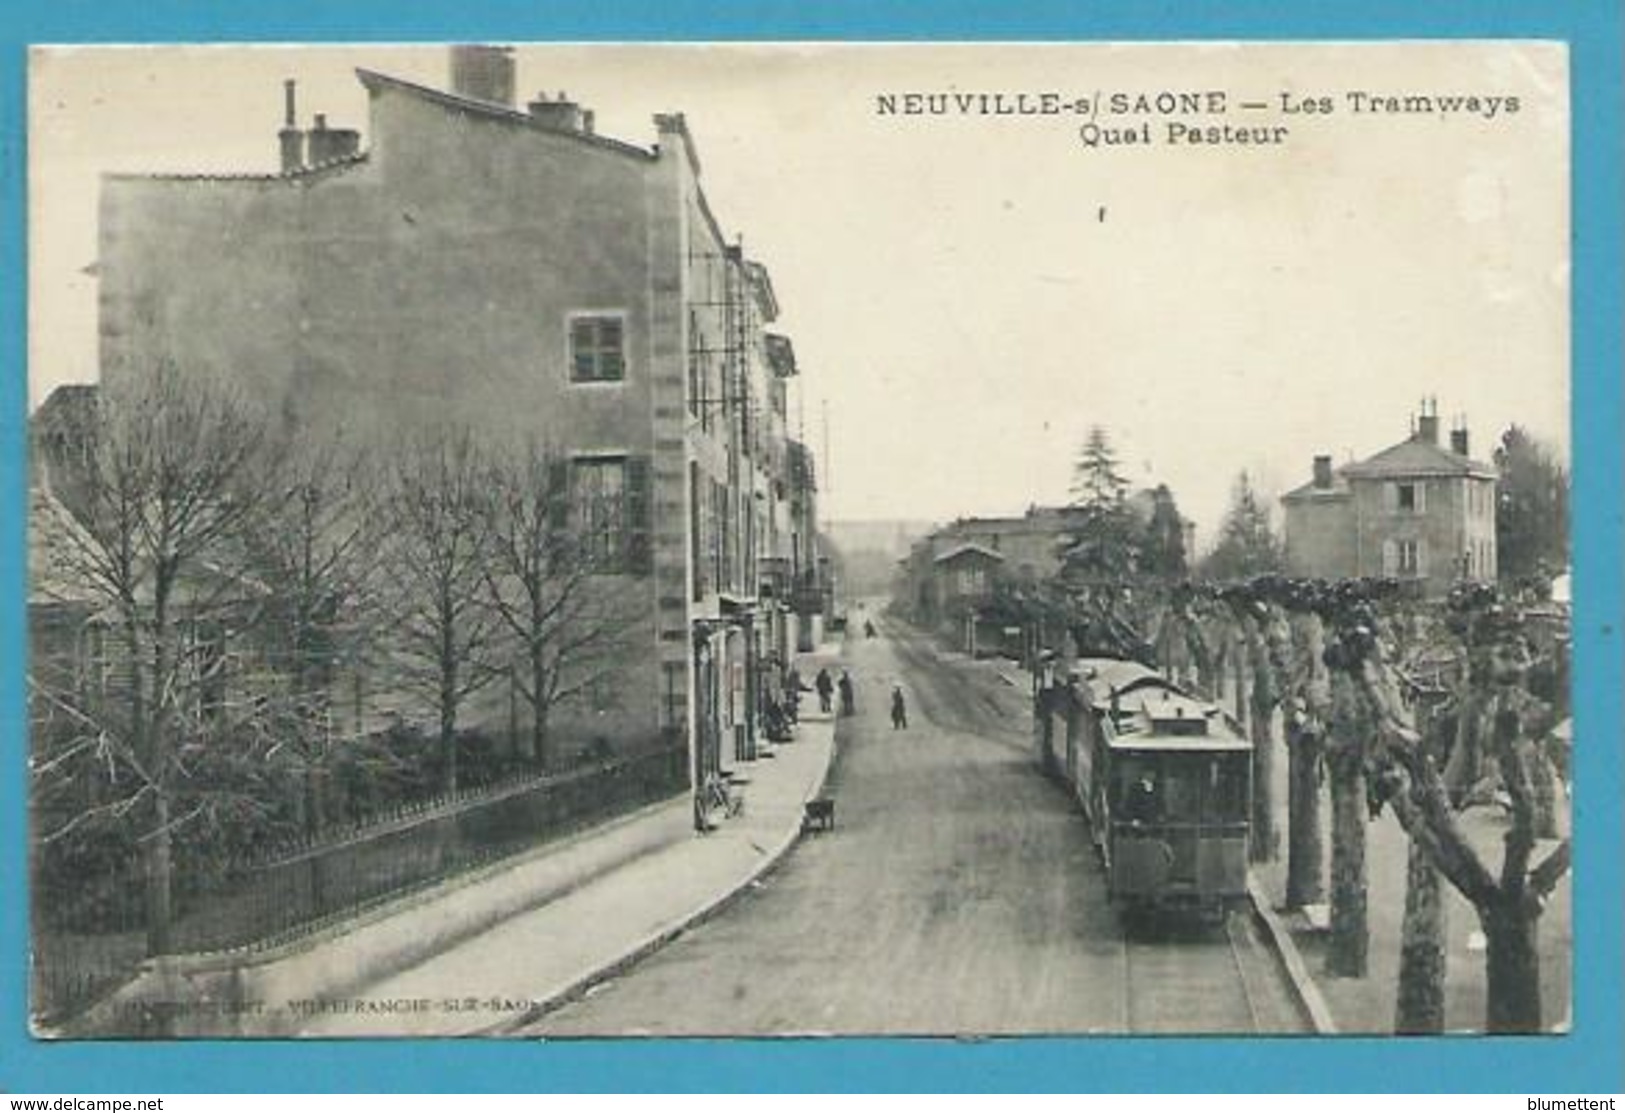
[1206,755,1248,822]
[1162,766,1201,822]
[1114,758,1160,823]
[1113,757,1148,807]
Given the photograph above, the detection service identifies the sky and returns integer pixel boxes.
[28,42,1569,547]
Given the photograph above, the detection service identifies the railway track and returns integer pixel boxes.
[1120,909,1309,1034]
[876,621,1312,1036]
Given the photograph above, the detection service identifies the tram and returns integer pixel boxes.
[1039,656,1252,920]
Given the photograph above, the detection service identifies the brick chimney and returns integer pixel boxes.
[1450,422,1469,457]
[1415,396,1439,444]
[1312,454,1334,489]
[655,112,701,172]
[449,45,516,108]
[278,79,304,173]
[306,113,362,164]
[528,90,585,132]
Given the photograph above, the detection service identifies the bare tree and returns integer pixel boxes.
[1355,605,1569,1033]
[1230,599,1285,864]
[29,365,279,956]
[1324,664,1371,977]
[1284,609,1330,909]
[1387,608,1461,1034]
[1150,584,1208,693]
[476,442,639,770]
[374,427,493,793]
[240,426,387,834]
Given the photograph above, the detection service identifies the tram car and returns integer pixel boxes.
[1038,656,1251,919]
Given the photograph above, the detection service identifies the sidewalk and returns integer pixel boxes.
[302,647,842,1038]
[1246,716,1573,1035]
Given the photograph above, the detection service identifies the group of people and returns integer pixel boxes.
[802,666,909,730]
[775,610,910,734]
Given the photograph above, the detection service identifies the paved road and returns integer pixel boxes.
[522,618,1302,1036]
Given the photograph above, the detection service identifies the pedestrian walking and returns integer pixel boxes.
[838,669,855,716]
[890,684,908,730]
[784,665,803,723]
[815,667,834,714]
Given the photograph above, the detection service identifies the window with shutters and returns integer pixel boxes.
[1389,481,1426,514]
[1381,538,1424,577]
[572,455,651,575]
[662,661,686,729]
[569,313,626,383]
[717,480,734,591]
[587,673,617,713]
[573,457,626,569]
[690,463,706,600]
[687,309,713,430]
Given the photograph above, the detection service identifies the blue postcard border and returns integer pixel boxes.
[1,0,1619,1094]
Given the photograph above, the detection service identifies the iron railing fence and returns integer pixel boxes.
[31,745,687,1026]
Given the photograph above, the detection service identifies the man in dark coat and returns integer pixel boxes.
[890,684,909,730]
[838,670,855,716]
[815,667,834,713]
[784,665,803,722]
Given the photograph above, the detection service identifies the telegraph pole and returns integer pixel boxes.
[820,397,830,530]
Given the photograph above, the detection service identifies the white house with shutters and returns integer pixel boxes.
[1282,401,1498,596]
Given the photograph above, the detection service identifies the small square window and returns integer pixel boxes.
[1397,484,1417,512]
[570,315,627,383]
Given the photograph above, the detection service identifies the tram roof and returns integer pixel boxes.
[1076,656,1165,695]
[1107,736,1252,752]
[1107,691,1250,750]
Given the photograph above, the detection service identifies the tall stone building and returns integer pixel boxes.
[96,47,823,823]
[1281,400,1498,595]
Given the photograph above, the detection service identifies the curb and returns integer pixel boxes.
[482,724,841,1037]
[1246,874,1338,1035]
[59,792,692,1039]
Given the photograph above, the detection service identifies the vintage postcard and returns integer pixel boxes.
[26,41,1570,1041]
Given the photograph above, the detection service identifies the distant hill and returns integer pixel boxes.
[824,519,937,563]
[824,519,938,598]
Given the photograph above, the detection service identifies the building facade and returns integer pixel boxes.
[900,505,1083,610]
[895,507,1084,656]
[897,498,1192,622]
[95,47,823,826]
[1281,402,1498,596]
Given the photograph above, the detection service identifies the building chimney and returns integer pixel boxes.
[1416,396,1439,445]
[306,112,362,164]
[527,90,585,131]
[1451,423,1470,457]
[279,79,304,173]
[1312,454,1334,489]
[449,45,516,108]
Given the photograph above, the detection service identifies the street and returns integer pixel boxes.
[521,616,1306,1036]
